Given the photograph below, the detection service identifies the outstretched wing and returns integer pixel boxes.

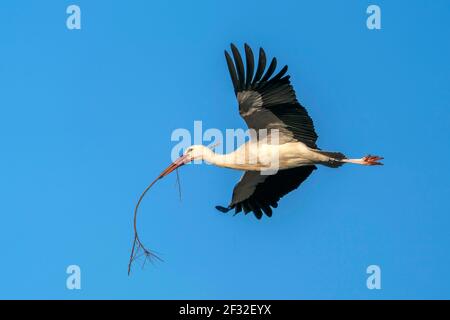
[216,166,316,219]
[224,43,318,148]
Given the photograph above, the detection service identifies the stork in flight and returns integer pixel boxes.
[128,43,383,273]
[158,43,383,219]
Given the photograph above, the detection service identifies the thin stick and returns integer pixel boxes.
[176,169,182,202]
[128,176,164,276]
[128,156,187,275]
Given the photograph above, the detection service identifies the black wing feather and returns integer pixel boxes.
[252,48,266,85]
[224,51,238,94]
[260,57,277,82]
[224,43,318,148]
[244,44,254,89]
[230,44,245,91]
[217,166,316,219]
[270,65,288,82]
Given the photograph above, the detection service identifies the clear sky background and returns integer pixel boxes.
[1,0,449,299]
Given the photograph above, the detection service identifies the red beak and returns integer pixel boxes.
[158,154,190,179]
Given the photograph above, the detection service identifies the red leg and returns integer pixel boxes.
[361,155,384,166]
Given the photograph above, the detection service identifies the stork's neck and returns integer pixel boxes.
[201,148,260,171]
[202,149,234,168]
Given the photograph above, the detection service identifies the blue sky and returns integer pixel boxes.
[0,0,449,299]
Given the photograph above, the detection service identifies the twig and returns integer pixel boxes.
[176,169,182,202]
[128,177,164,276]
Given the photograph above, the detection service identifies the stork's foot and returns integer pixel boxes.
[361,155,384,166]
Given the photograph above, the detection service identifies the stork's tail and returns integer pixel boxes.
[315,151,347,168]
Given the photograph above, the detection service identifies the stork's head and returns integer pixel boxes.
[183,145,212,162]
[159,145,213,178]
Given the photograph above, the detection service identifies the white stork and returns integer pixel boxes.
[158,43,383,219]
[128,43,382,273]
